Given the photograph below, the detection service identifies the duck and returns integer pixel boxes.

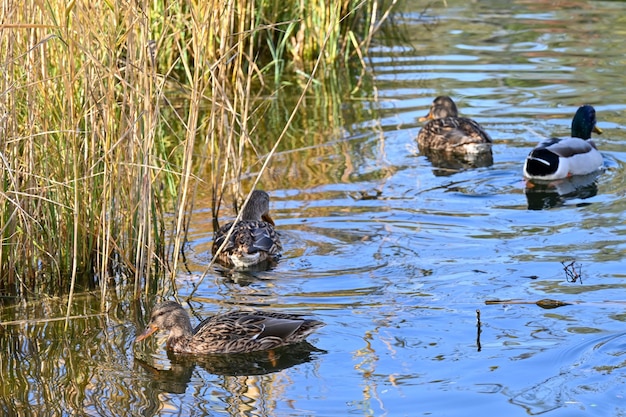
[212,190,282,268]
[135,301,325,354]
[523,105,603,180]
[417,96,493,155]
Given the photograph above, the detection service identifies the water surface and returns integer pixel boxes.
[3,0,626,415]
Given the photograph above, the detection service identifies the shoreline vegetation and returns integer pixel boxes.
[0,0,398,303]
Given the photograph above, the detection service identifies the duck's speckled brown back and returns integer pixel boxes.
[417,116,492,155]
[174,310,324,354]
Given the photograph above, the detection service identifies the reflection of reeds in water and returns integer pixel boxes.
[0,295,132,414]
[1,2,400,415]
[0,0,397,300]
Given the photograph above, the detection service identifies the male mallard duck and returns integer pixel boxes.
[212,190,282,268]
[135,301,324,354]
[523,105,603,180]
[417,96,493,155]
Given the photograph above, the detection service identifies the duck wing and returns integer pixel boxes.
[212,221,281,255]
[235,313,323,350]
[193,311,323,353]
[212,221,236,254]
[248,223,282,254]
[418,117,492,150]
[239,315,306,339]
[534,137,597,158]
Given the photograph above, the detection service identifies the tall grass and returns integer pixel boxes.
[0,0,397,302]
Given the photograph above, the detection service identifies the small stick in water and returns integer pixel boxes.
[561,260,583,284]
[485,298,573,309]
[476,309,482,352]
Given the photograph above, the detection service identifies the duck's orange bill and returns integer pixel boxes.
[593,125,603,134]
[262,213,275,226]
[135,324,158,342]
[418,110,434,122]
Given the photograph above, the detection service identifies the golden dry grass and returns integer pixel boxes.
[0,0,397,302]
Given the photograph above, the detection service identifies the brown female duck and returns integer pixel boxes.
[135,301,324,354]
[417,96,492,155]
[212,190,282,268]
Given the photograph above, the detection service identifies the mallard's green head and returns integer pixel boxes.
[571,105,602,140]
[419,96,459,121]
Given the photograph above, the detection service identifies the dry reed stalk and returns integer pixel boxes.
[188,1,345,297]
[0,1,173,299]
[0,0,398,302]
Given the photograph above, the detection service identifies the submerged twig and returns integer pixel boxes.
[476,309,482,352]
[561,260,583,284]
[485,298,573,309]
[0,313,106,327]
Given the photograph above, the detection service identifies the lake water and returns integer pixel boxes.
[3,0,626,415]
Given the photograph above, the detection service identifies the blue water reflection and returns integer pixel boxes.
[3,0,626,415]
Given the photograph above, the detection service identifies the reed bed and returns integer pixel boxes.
[0,0,398,303]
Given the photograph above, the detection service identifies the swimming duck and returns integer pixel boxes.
[212,190,282,268]
[523,105,603,180]
[135,301,324,354]
[417,96,493,155]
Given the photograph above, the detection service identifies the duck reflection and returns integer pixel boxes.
[135,342,325,393]
[524,171,600,210]
[214,261,278,286]
[422,149,494,177]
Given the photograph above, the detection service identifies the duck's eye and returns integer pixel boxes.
[152,310,167,321]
